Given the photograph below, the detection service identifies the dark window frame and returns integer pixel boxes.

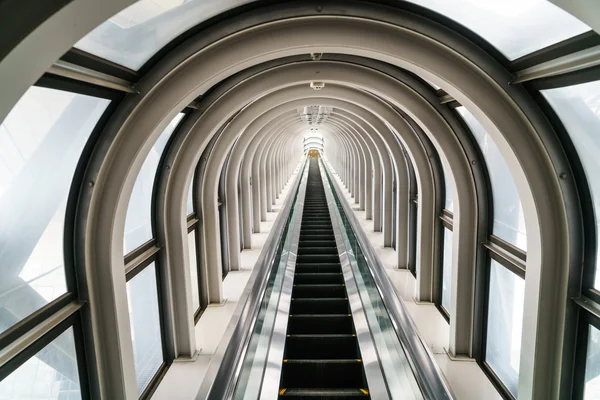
[124,253,171,399]
[0,312,91,399]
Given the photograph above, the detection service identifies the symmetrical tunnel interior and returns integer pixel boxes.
[1,0,600,399]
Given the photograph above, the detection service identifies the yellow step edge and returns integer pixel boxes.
[360,388,369,395]
[279,388,287,395]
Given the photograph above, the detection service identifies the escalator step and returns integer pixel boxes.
[280,359,364,388]
[295,264,341,273]
[299,235,335,241]
[287,314,353,334]
[293,273,344,285]
[298,247,338,255]
[296,254,340,263]
[279,388,369,398]
[300,230,334,236]
[298,240,336,247]
[289,298,349,314]
[292,284,345,298]
[284,334,359,359]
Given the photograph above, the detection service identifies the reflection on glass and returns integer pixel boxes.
[188,230,200,313]
[441,228,453,313]
[440,159,454,212]
[457,107,527,250]
[405,0,589,59]
[0,87,109,334]
[485,260,524,397]
[123,113,184,254]
[543,82,600,289]
[187,178,194,215]
[0,327,81,399]
[75,0,255,70]
[126,263,164,395]
[585,325,600,399]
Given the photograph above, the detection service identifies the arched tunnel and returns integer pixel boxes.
[1,1,600,399]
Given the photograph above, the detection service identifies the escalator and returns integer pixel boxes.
[212,155,451,400]
[278,158,370,399]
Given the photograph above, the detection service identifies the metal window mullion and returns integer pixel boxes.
[125,246,161,279]
[488,235,527,262]
[483,242,526,278]
[0,301,83,371]
[440,213,453,230]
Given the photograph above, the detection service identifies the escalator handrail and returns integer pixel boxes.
[322,159,454,400]
[197,157,307,400]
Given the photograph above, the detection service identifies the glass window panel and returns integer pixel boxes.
[186,178,194,216]
[585,324,600,399]
[405,0,589,59]
[542,82,600,289]
[0,87,109,334]
[75,0,255,70]
[457,107,527,250]
[126,263,164,395]
[440,158,454,212]
[188,230,200,313]
[441,227,453,313]
[123,113,184,254]
[0,327,82,399]
[485,260,525,397]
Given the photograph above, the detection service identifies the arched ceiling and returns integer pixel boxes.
[1,1,599,399]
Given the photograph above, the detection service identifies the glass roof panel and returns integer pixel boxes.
[406,0,590,59]
[75,0,254,70]
[0,87,109,333]
[542,81,600,289]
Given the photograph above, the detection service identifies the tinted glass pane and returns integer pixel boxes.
[127,263,163,395]
[542,82,600,289]
[75,0,255,70]
[485,260,524,397]
[585,325,600,399]
[441,227,452,313]
[123,113,184,254]
[0,327,81,399]
[457,107,527,250]
[0,87,109,334]
[440,158,454,212]
[188,230,200,313]
[406,0,589,59]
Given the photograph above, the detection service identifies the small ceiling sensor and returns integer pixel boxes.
[311,53,323,61]
[310,82,325,90]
